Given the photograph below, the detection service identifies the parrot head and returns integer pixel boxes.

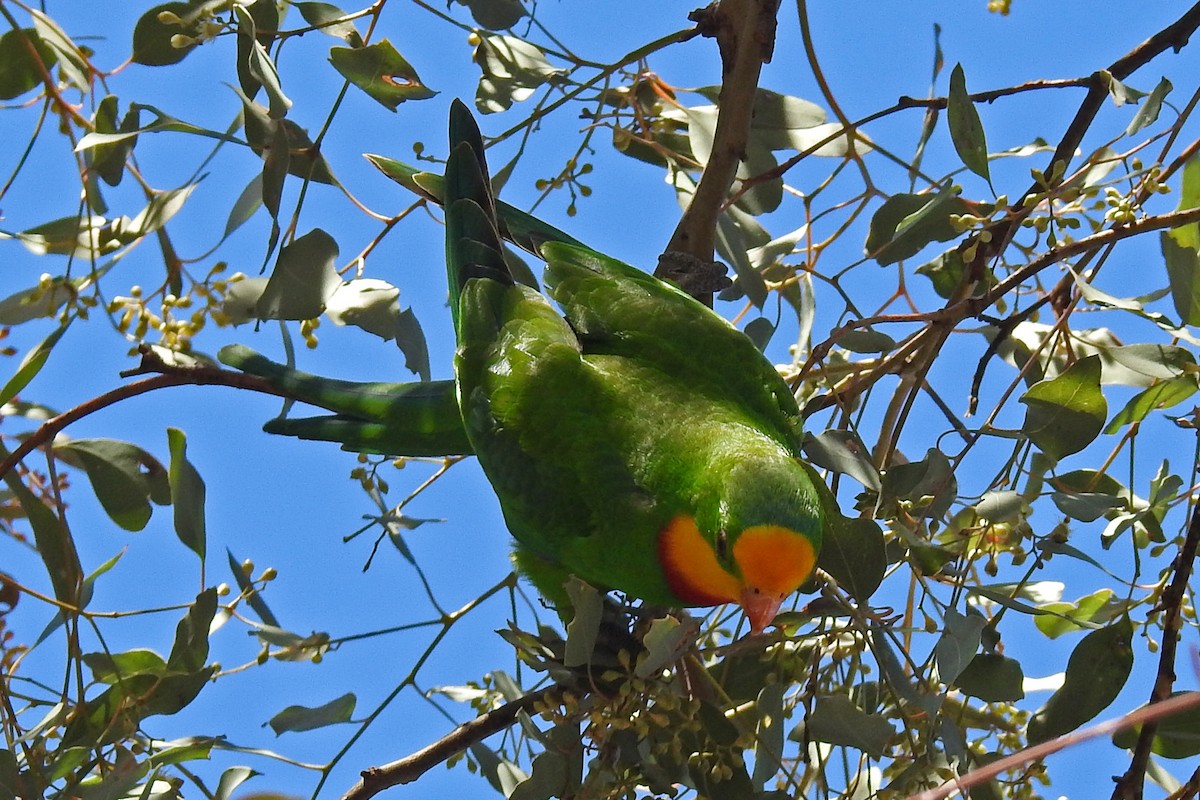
[656,456,822,633]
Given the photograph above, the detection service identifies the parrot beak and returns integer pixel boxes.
[741,588,783,634]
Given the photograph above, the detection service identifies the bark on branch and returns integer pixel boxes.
[656,0,781,303]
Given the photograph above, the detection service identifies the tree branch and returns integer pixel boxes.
[1112,496,1200,800]
[905,691,1200,800]
[338,685,559,800]
[656,0,781,303]
[0,348,292,482]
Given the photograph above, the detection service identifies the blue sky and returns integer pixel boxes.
[3,2,1200,798]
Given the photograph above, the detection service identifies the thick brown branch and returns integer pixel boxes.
[658,0,781,302]
[338,686,558,800]
[1112,496,1200,800]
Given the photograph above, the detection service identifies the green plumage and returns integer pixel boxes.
[221,100,824,617]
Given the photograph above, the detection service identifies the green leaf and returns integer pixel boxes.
[227,548,279,627]
[167,428,206,560]
[0,28,57,100]
[815,514,886,604]
[269,693,356,734]
[562,577,602,668]
[56,438,169,532]
[635,616,690,679]
[510,726,581,800]
[241,99,337,185]
[0,323,68,408]
[1127,77,1172,136]
[473,34,561,114]
[935,609,985,684]
[838,329,896,353]
[1035,589,1119,638]
[953,653,1025,702]
[800,694,895,758]
[225,173,263,238]
[0,749,19,799]
[1100,343,1196,387]
[88,96,138,187]
[918,247,992,299]
[1027,616,1134,744]
[1051,491,1126,522]
[257,229,342,321]
[296,2,363,46]
[1019,355,1107,461]
[132,3,198,66]
[220,761,264,796]
[1113,693,1200,758]
[1160,232,1200,326]
[30,11,88,92]
[0,442,81,604]
[1104,376,1197,433]
[168,587,217,673]
[234,6,291,118]
[456,0,526,30]
[329,40,436,111]
[1102,70,1147,106]
[743,317,775,351]
[83,648,169,683]
[880,448,957,521]
[948,64,990,182]
[752,683,787,788]
[865,187,969,266]
[802,430,881,490]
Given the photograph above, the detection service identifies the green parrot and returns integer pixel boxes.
[221,100,824,633]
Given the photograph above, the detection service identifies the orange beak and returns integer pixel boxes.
[741,588,783,634]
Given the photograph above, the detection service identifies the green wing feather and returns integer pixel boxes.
[217,344,471,456]
[540,242,805,451]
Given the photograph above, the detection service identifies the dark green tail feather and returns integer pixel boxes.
[445,100,511,332]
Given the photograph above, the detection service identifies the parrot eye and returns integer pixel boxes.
[715,530,729,559]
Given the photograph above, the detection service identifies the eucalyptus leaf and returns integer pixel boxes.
[167,428,206,560]
[257,229,342,321]
[55,438,169,532]
[948,64,990,182]
[0,28,57,99]
[1027,617,1134,743]
[801,694,895,758]
[953,653,1025,702]
[329,40,436,111]
[1019,355,1107,461]
[269,693,356,734]
[296,2,363,45]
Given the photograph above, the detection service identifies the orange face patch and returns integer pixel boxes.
[657,515,740,607]
[732,526,817,598]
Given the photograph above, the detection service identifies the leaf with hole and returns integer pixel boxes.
[330,40,436,111]
[56,438,169,532]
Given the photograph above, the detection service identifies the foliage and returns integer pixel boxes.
[0,2,1199,800]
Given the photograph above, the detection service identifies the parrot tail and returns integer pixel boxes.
[444,99,512,333]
